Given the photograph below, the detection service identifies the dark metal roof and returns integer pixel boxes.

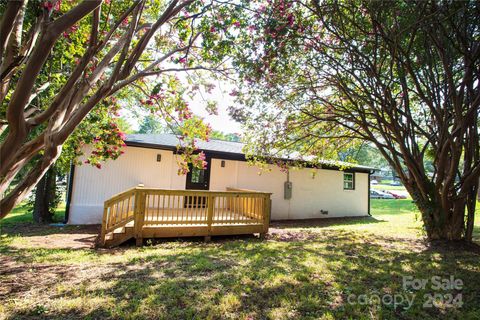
[126,134,244,154]
[125,134,375,172]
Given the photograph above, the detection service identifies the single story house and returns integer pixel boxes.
[66,134,374,225]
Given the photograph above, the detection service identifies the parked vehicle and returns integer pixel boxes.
[370,189,395,199]
[370,179,379,185]
[383,190,407,199]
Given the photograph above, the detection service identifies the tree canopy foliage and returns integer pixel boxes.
[0,0,244,217]
[228,0,480,241]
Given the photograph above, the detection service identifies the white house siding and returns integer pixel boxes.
[209,159,369,220]
[69,147,186,224]
[69,147,369,224]
[288,168,368,218]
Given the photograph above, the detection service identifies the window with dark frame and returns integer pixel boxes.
[190,167,205,184]
[343,172,355,190]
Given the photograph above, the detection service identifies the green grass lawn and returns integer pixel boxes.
[1,200,479,320]
[0,203,66,227]
[373,184,409,191]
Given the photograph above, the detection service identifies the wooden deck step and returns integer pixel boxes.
[104,224,135,248]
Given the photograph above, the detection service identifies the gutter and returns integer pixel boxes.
[64,162,75,223]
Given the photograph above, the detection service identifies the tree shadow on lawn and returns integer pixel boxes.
[3,229,480,320]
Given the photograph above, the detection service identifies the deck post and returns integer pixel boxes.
[134,188,146,246]
[260,195,271,239]
[206,195,214,240]
[99,203,109,246]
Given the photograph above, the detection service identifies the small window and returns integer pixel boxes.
[191,167,205,184]
[344,172,355,190]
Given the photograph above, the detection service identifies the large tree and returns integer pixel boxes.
[229,0,480,241]
[0,0,233,217]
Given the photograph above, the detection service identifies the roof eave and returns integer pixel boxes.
[124,140,375,173]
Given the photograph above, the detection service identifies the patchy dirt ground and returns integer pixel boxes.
[1,218,368,251]
[2,224,100,249]
[2,218,428,251]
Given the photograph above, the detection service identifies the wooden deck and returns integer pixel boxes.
[99,187,272,247]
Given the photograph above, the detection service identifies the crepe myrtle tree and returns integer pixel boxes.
[229,0,480,241]
[0,0,240,218]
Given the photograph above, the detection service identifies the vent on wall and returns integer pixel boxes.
[157,154,162,162]
[221,160,225,167]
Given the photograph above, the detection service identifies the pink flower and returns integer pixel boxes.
[287,14,294,26]
[178,57,187,64]
[42,1,53,11]
[96,163,102,169]
[117,131,127,140]
[54,0,61,11]
[233,21,241,27]
[210,26,216,33]
[62,24,78,38]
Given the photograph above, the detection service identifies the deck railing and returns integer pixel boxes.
[101,186,271,246]
[100,187,137,242]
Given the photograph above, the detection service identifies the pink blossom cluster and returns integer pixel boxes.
[42,0,61,12]
[63,24,79,39]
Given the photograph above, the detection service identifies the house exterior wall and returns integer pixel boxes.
[69,147,186,224]
[209,159,369,220]
[69,147,369,224]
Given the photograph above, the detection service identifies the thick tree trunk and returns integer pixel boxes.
[0,144,62,219]
[414,194,470,241]
[32,175,47,223]
[465,185,478,242]
[32,166,56,224]
[0,0,199,220]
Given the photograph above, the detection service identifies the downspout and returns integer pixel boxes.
[368,170,372,216]
[64,162,75,223]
